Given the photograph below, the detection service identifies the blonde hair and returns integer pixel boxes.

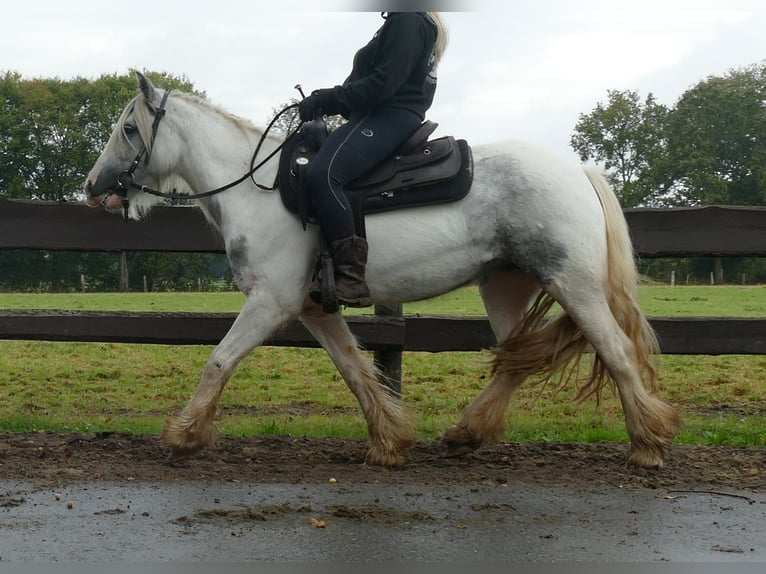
[426,12,449,69]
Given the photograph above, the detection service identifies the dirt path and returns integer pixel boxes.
[1,431,763,491]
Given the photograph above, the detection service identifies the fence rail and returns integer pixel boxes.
[3,199,766,256]
[2,310,766,355]
[3,199,766,391]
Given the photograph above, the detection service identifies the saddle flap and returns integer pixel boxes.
[349,136,457,191]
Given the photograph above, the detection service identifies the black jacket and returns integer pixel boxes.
[335,12,438,119]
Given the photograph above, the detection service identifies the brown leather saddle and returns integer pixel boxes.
[277,119,474,236]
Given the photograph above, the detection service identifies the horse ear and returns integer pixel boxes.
[135,71,156,101]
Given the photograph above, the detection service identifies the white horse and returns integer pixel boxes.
[84,72,680,469]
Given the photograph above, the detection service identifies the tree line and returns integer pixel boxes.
[1,62,765,290]
[571,61,766,284]
[571,62,766,208]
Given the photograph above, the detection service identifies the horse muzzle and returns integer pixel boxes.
[84,178,104,207]
[84,178,125,210]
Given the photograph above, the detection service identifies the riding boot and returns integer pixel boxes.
[330,235,373,308]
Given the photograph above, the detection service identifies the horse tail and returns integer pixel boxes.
[490,168,658,400]
[583,167,659,391]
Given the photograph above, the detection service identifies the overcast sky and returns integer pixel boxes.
[2,0,764,162]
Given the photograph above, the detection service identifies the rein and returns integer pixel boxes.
[113,91,300,221]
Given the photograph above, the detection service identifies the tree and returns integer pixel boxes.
[0,249,118,292]
[125,251,212,292]
[572,62,766,283]
[570,89,670,206]
[572,63,766,209]
[664,64,766,206]
[267,97,347,137]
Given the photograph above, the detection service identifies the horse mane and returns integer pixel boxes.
[174,91,273,140]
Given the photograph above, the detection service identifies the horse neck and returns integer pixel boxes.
[174,102,282,196]
[171,102,286,231]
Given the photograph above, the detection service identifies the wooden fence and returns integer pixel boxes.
[3,199,766,391]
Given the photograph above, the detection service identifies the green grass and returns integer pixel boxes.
[1,285,765,446]
[0,291,248,313]
[4,284,766,316]
[639,284,766,317]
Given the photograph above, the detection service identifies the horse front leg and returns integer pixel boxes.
[300,304,416,467]
[162,289,288,461]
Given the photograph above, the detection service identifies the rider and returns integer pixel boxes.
[298,11,448,307]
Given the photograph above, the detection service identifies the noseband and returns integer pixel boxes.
[110,91,298,222]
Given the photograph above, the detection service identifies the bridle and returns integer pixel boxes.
[110,89,299,222]
[111,89,169,220]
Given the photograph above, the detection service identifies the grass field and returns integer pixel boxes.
[5,284,766,316]
[1,285,765,446]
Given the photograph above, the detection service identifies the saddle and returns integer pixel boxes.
[277,118,474,236]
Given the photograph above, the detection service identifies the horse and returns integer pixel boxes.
[84,72,680,469]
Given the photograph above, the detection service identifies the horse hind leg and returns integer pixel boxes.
[442,271,541,456]
[551,285,681,468]
[446,270,680,468]
[588,312,680,468]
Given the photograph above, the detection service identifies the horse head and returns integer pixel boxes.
[84,72,180,217]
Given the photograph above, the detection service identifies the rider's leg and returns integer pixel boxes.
[306,108,422,307]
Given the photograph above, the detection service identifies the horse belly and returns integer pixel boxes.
[364,206,487,303]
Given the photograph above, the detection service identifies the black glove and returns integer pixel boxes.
[298,87,345,121]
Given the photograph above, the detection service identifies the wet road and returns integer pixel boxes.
[1,479,764,562]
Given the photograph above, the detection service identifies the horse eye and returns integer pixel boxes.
[124,123,137,134]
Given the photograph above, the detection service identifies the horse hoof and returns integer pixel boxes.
[441,424,481,458]
[365,448,406,468]
[627,451,665,469]
[165,449,193,466]
[442,443,477,459]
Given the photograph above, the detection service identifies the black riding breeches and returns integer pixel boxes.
[305,107,423,242]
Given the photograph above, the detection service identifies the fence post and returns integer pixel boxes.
[373,303,403,396]
[118,251,129,292]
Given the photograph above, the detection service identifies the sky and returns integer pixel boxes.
[2,0,764,163]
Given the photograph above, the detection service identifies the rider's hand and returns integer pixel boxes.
[298,87,345,121]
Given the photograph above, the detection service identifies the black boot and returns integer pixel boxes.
[330,235,372,308]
